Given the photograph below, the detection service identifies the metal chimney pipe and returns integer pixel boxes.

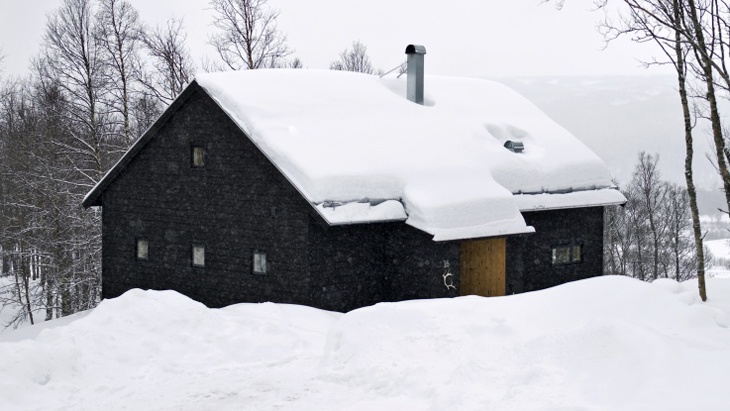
[405,44,426,104]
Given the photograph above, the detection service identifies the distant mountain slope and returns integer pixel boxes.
[498,76,716,186]
[498,75,730,219]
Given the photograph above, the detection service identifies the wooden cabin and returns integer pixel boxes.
[83,46,625,312]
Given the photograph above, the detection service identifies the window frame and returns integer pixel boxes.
[252,250,267,275]
[191,144,205,168]
[192,244,205,268]
[136,238,149,261]
[551,243,583,266]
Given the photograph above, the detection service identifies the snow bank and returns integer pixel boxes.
[0,289,340,410]
[2,277,728,410]
[323,276,730,410]
[196,70,623,240]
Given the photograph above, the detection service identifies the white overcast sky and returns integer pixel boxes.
[0,0,672,79]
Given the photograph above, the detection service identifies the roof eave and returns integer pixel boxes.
[514,187,627,212]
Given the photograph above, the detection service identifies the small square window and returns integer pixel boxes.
[571,245,582,262]
[253,251,267,275]
[136,239,149,260]
[552,246,570,265]
[192,245,205,267]
[191,145,205,167]
[552,244,582,265]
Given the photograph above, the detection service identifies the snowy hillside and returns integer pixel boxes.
[706,238,730,278]
[1,276,729,410]
[499,76,722,190]
[501,76,730,232]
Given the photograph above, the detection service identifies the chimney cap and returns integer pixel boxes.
[405,44,427,55]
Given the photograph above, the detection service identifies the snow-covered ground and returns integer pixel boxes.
[0,276,59,331]
[1,276,729,410]
[706,238,730,279]
[0,276,41,330]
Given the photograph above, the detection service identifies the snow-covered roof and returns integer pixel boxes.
[195,69,624,241]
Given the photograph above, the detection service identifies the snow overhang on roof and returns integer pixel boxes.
[514,187,627,212]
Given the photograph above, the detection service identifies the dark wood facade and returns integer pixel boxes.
[99,84,312,307]
[88,81,605,312]
[506,207,605,294]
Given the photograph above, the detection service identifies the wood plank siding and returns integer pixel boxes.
[460,237,506,297]
[101,84,314,308]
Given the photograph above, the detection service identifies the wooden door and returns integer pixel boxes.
[460,237,506,297]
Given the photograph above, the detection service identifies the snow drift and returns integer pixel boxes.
[1,276,729,410]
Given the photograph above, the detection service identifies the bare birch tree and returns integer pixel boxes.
[330,41,379,74]
[671,0,708,298]
[604,153,701,282]
[550,0,709,300]
[40,0,109,182]
[664,182,694,279]
[0,77,78,325]
[208,0,292,70]
[95,0,143,145]
[632,152,668,280]
[0,80,38,327]
[604,179,633,275]
[1,0,208,327]
[140,17,195,104]
[35,0,108,315]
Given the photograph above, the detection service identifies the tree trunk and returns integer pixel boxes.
[686,0,730,220]
[21,258,34,325]
[676,0,707,301]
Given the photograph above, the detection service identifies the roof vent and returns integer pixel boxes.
[405,44,426,105]
[504,140,524,153]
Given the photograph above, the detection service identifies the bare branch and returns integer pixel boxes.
[140,17,195,104]
[207,0,292,70]
[330,41,379,74]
